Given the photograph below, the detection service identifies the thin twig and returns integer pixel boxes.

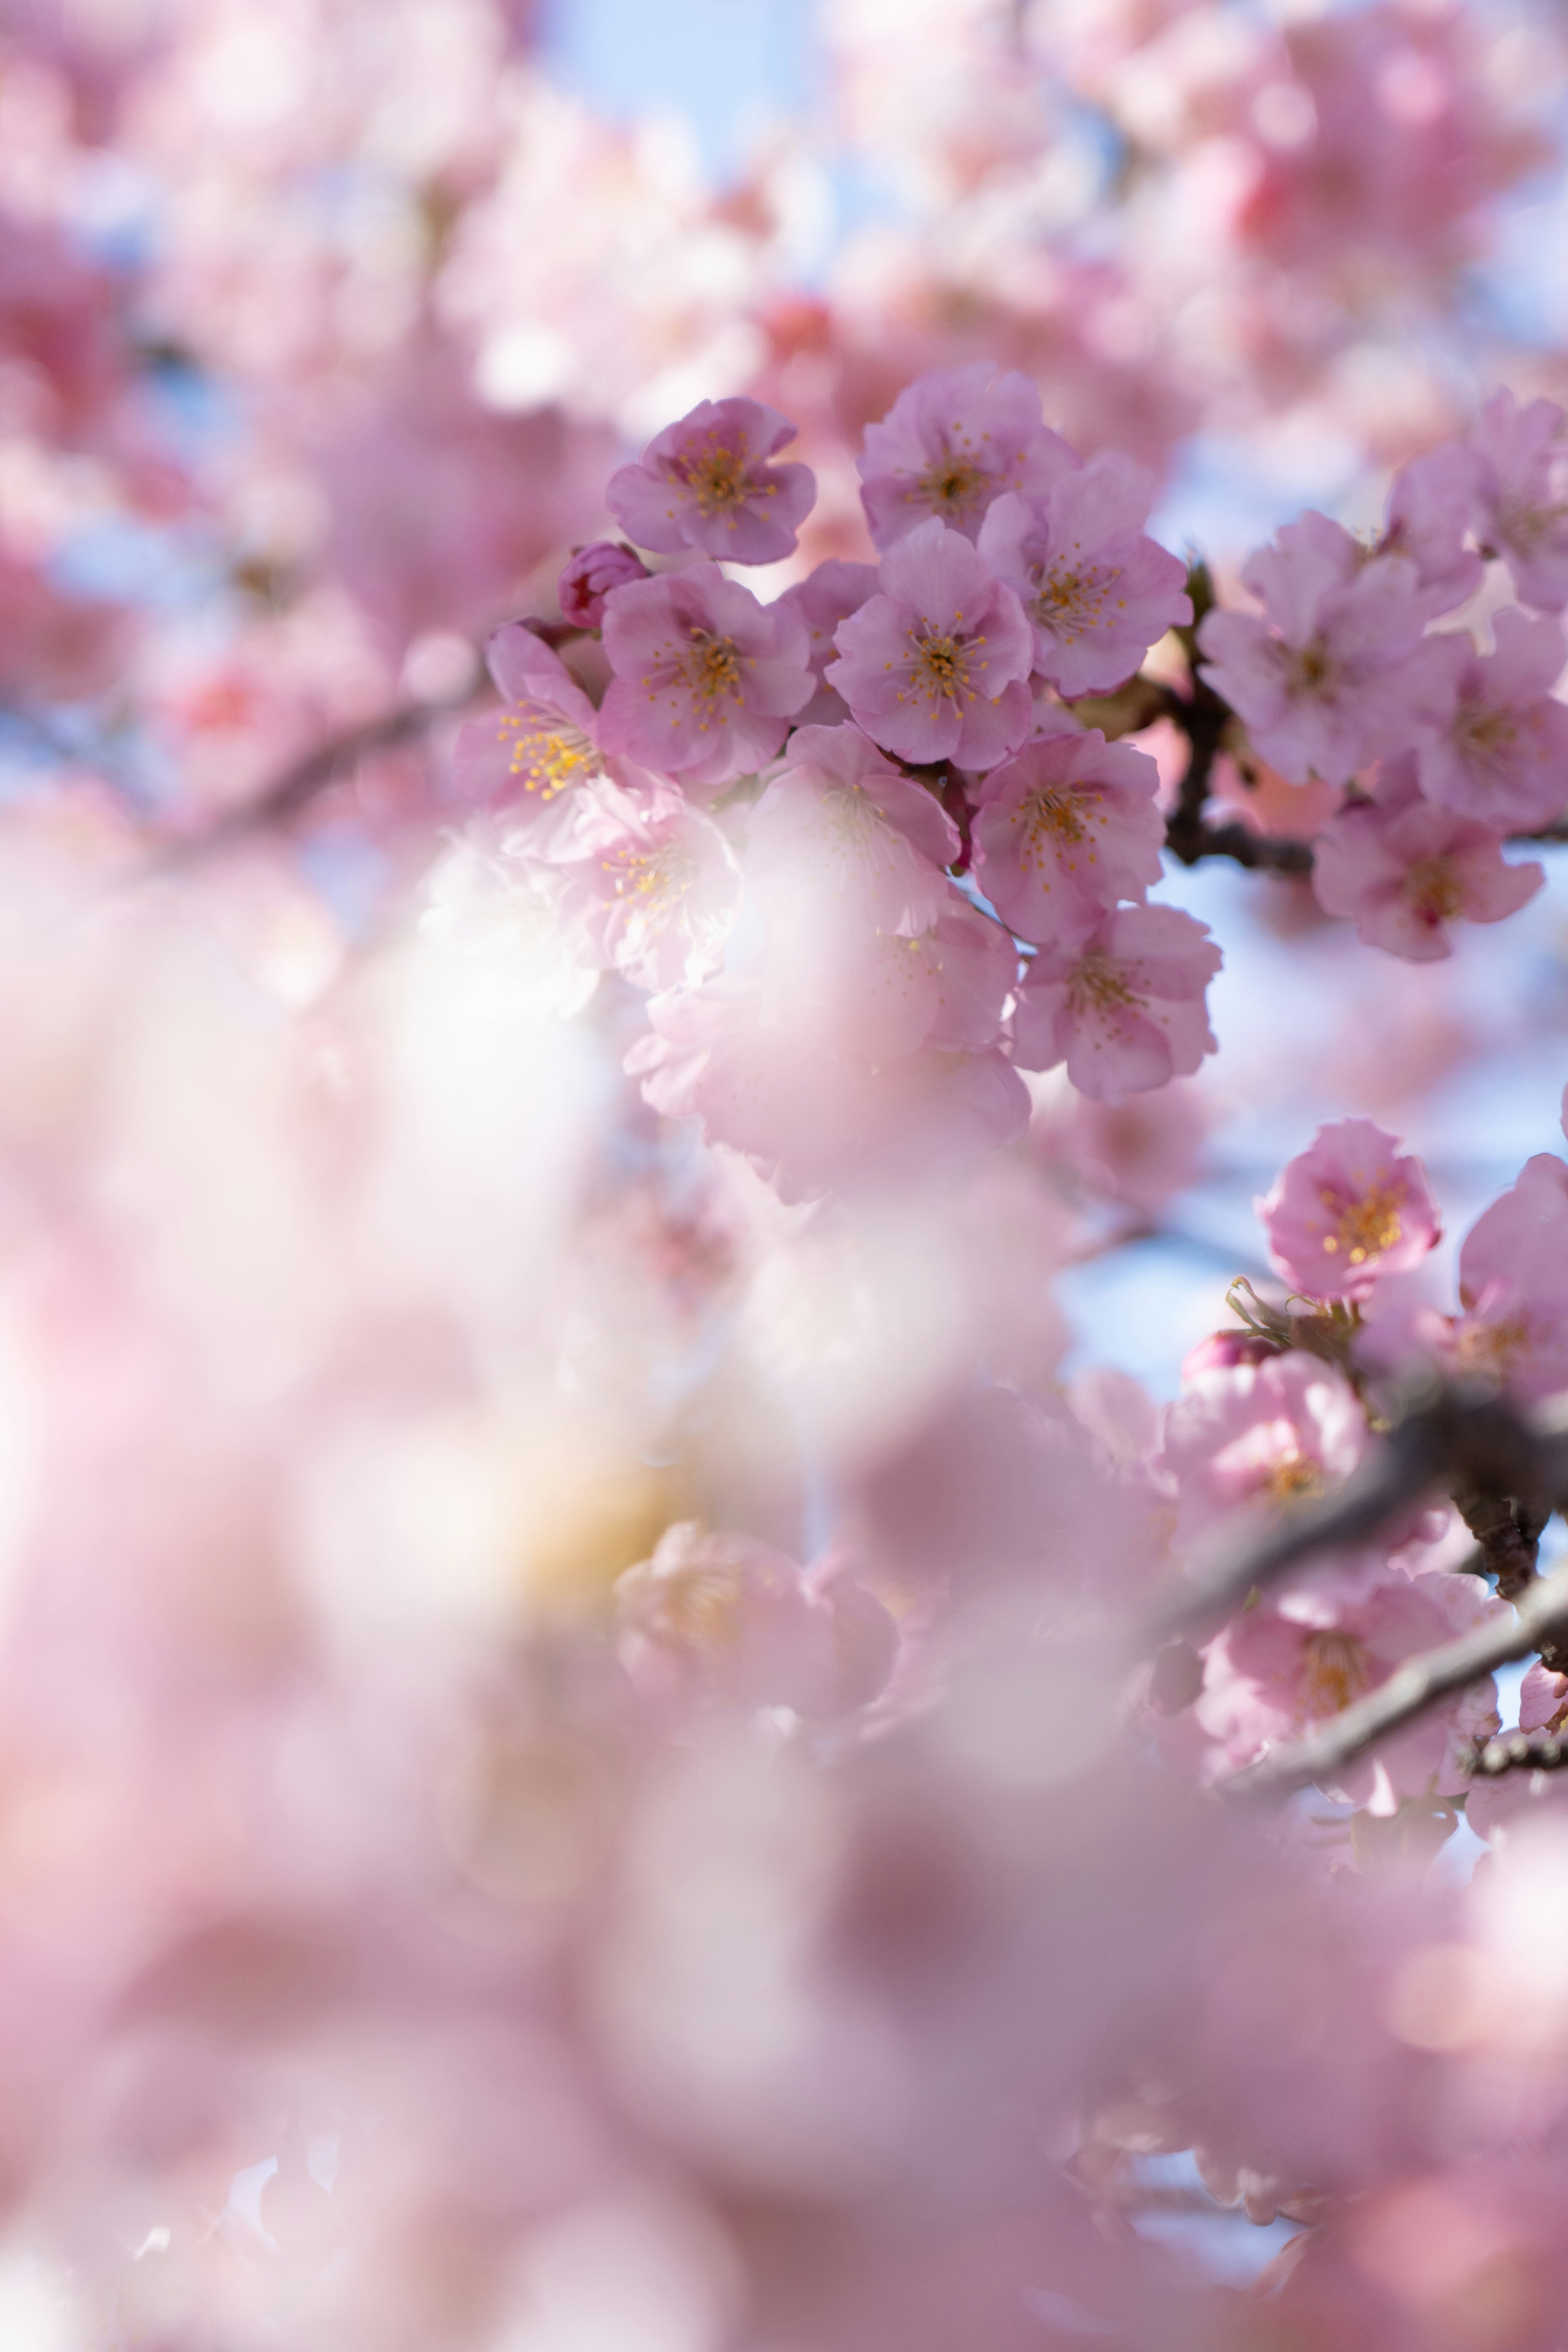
[1221,1568,1568,1798]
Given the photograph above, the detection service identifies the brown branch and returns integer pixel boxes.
[1466,1725,1568,1777]
[1165,819,1314,875]
[1220,1567,1568,1799]
[1139,1386,1559,1653]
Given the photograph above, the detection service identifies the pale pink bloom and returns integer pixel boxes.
[856,361,1076,549]
[775,559,880,727]
[535,775,742,993]
[975,460,1192,695]
[1258,1117,1441,1303]
[557,541,650,630]
[1311,763,1543,962]
[1453,1152,1568,1401]
[1011,903,1220,1099]
[1377,442,1484,620]
[598,564,813,793]
[1033,1074,1209,1215]
[615,1522,896,1719]
[606,396,816,564]
[744,722,959,938]
[1158,1351,1368,1554]
[1199,1568,1508,1811]
[1468,388,1568,612]
[1416,610,1568,830]
[451,624,607,830]
[1198,522,1448,786]
[971,726,1164,946]
[825,519,1033,770]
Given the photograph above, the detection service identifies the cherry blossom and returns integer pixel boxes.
[825,518,1033,770]
[1258,1118,1441,1303]
[970,723,1165,945]
[557,539,650,629]
[598,562,814,792]
[1158,1350,1369,1553]
[1454,1152,1568,1400]
[1468,388,1568,613]
[1311,760,1544,961]
[1197,518,1448,787]
[451,622,609,831]
[606,396,816,564]
[775,558,880,728]
[1415,608,1568,831]
[535,774,742,994]
[856,360,1076,548]
[975,457,1192,695]
[1011,902,1221,1098]
[743,722,959,938]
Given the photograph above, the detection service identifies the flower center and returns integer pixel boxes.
[1033,561,1119,641]
[915,452,987,518]
[1319,1180,1405,1267]
[1498,494,1568,554]
[1454,701,1520,763]
[1403,855,1464,925]
[1286,638,1338,699]
[1262,1451,1323,1507]
[678,437,759,518]
[499,713,599,800]
[1066,946,1142,1018]
[1020,785,1092,854]
[908,627,979,706]
[608,839,696,917]
[1453,1312,1532,1376]
[1301,1630,1371,1721]
[681,628,744,705]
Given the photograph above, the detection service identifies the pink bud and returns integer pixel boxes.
[557,540,650,629]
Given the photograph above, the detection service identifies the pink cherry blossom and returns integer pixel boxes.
[535,774,742,993]
[1157,1350,1369,1553]
[775,559,880,726]
[1011,903,1221,1099]
[1197,521,1449,786]
[1377,441,1484,620]
[1258,1117,1441,1303]
[1415,608,1568,830]
[1468,388,1568,612]
[1198,1568,1508,1811]
[598,563,814,792]
[606,396,816,564]
[557,540,651,629]
[856,360,1076,549]
[615,1522,897,1720]
[1311,760,1544,961]
[975,458,1192,695]
[451,623,608,831]
[744,722,959,938]
[970,725,1165,945]
[1453,1152,1568,1400]
[825,519,1033,770]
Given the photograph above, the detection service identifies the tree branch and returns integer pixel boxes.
[1220,1567,1568,1799]
[1139,1386,1560,1653]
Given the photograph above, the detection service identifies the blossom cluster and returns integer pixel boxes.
[443,367,1218,1191]
[1205,389,1568,960]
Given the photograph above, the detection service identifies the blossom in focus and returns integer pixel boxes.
[1454,1152,1568,1399]
[614,1522,897,1719]
[1157,1350,1368,1551]
[1258,1117,1441,1302]
[452,624,608,830]
[826,519,1033,770]
[536,775,742,993]
[1197,517,1447,786]
[975,458,1192,696]
[557,540,651,629]
[1416,609,1568,830]
[607,396,816,564]
[775,559,880,727]
[1311,760,1544,961]
[1198,1567,1507,1810]
[1468,387,1568,612]
[1011,902,1221,1099]
[856,361,1076,548]
[598,563,814,792]
[970,724,1165,945]
[744,722,959,938]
